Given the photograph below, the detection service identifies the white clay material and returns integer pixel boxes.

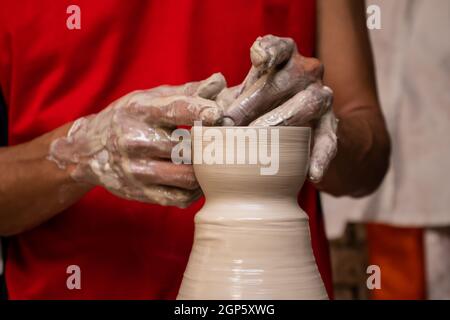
[177,127,328,300]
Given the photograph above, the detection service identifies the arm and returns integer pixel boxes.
[0,124,91,236]
[0,73,226,236]
[316,0,390,197]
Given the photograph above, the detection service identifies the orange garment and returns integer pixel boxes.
[366,223,426,300]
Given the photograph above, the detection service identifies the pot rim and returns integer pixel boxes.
[191,126,311,132]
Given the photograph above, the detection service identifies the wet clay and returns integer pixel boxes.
[48,73,226,207]
[177,127,328,300]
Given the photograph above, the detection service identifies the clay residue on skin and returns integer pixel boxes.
[249,83,337,182]
[221,35,337,183]
[195,73,227,99]
[49,34,337,203]
[223,36,323,127]
[250,84,333,126]
[48,74,225,207]
[309,110,338,182]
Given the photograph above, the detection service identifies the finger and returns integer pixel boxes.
[151,73,227,100]
[129,95,223,127]
[141,186,202,208]
[222,74,275,126]
[123,159,199,190]
[223,55,323,126]
[250,84,333,126]
[238,66,262,96]
[250,34,295,71]
[110,185,202,208]
[194,73,227,99]
[116,126,176,159]
[216,85,241,108]
[239,35,296,95]
[309,109,338,183]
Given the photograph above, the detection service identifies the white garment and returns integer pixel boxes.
[322,0,450,239]
[425,227,450,299]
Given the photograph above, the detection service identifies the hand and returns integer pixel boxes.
[218,35,338,183]
[49,73,226,207]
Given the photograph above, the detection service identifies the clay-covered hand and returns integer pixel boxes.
[219,35,338,183]
[49,73,226,207]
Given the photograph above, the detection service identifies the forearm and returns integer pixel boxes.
[316,106,390,197]
[0,123,92,236]
[316,0,391,196]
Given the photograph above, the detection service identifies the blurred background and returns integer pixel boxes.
[322,0,450,300]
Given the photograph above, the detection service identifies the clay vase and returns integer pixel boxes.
[177,126,328,300]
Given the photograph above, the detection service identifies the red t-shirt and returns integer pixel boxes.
[0,0,332,299]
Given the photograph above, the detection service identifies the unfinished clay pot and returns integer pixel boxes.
[177,126,328,300]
